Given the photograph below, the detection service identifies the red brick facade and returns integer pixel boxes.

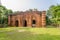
[8,10,46,27]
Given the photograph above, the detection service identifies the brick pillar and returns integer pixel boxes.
[36,17,41,27]
[18,18,20,27]
[28,15,32,27]
[8,16,10,26]
[21,16,23,27]
[12,16,15,27]
[18,16,22,27]
[42,11,46,27]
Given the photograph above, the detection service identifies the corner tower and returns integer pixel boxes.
[42,11,46,27]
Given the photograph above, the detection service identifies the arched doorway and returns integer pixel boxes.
[15,20,19,27]
[23,20,27,27]
[32,20,36,27]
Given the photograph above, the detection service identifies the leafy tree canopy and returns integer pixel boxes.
[0,5,13,25]
[47,4,60,27]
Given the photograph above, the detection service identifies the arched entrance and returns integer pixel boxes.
[32,20,36,27]
[23,20,27,27]
[15,20,19,27]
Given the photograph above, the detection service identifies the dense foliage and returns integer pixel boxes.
[47,4,60,27]
[0,5,13,27]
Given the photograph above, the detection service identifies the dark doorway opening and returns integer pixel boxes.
[15,20,19,27]
[23,20,27,27]
[32,20,36,27]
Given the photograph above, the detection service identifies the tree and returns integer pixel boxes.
[47,4,60,27]
[0,5,13,27]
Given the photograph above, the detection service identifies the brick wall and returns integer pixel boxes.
[8,11,46,27]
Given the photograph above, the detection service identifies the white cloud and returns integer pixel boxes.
[1,0,31,11]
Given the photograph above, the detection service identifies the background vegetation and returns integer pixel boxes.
[47,4,60,27]
[0,5,13,27]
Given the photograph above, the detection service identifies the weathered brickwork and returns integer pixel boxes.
[8,10,46,27]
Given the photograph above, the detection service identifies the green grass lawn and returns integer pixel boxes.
[0,27,60,40]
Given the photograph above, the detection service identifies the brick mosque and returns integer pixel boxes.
[8,10,46,27]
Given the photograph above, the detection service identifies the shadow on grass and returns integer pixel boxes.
[2,31,60,40]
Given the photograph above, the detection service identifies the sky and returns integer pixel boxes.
[1,0,60,11]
